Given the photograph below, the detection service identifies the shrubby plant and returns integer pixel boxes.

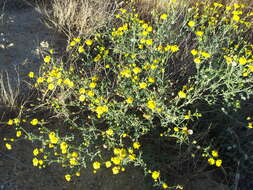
[1,1,253,189]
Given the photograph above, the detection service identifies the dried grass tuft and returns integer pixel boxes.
[34,0,122,39]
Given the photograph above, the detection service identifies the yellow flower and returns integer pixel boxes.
[111,157,121,165]
[216,159,222,167]
[233,15,240,22]
[112,166,120,175]
[78,46,85,53]
[147,100,156,110]
[147,26,153,32]
[39,160,43,165]
[95,105,108,118]
[201,51,211,58]
[74,38,81,42]
[30,118,38,126]
[76,172,81,176]
[239,57,247,65]
[178,91,187,99]
[211,150,219,158]
[7,119,13,125]
[44,56,51,63]
[89,82,97,89]
[69,158,78,165]
[162,183,168,189]
[87,90,95,97]
[70,41,76,46]
[133,67,142,74]
[170,45,179,52]
[94,54,101,62]
[28,72,34,78]
[48,83,55,90]
[5,143,12,150]
[160,13,168,20]
[60,142,68,154]
[71,152,78,158]
[208,158,215,165]
[191,49,198,56]
[142,23,148,29]
[146,39,153,45]
[133,142,141,149]
[33,148,39,156]
[105,161,112,168]
[49,132,58,144]
[85,39,93,46]
[139,82,147,89]
[142,31,148,36]
[79,95,86,102]
[188,21,196,27]
[16,130,22,137]
[126,97,134,104]
[194,57,201,64]
[195,31,204,37]
[78,88,86,95]
[120,69,131,78]
[151,171,160,180]
[106,129,114,136]
[65,174,71,181]
[93,161,101,170]
[148,77,155,83]
[33,157,39,166]
[114,148,121,155]
[37,77,44,83]
[119,149,127,158]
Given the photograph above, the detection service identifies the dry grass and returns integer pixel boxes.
[0,71,21,109]
[34,0,123,39]
[133,0,253,16]
[0,0,6,25]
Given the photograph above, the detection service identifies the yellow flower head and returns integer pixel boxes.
[30,119,39,126]
[133,67,142,74]
[16,130,22,137]
[28,72,34,78]
[48,83,55,90]
[105,161,112,168]
[139,82,147,89]
[188,21,196,27]
[33,148,39,156]
[195,31,204,37]
[106,129,114,136]
[160,13,168,20]
[178,90,187,99]
[151,171,160,180]
[79,95,86,102]
[211,150,219,158]
[93,161,101,170]
[33,157,39,166]
[65,174,71,181]
[133,142,141,149]
[49,132,58,144]
[44,56,51,63]
[85,39,93,46]
[5,143,12,150]
[147,100,156,110]
[216,159,222,167]
[112,166,120,174]
[208,158,215,165]
[126,97,134,104]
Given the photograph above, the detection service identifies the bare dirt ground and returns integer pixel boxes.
[0,0,64,90]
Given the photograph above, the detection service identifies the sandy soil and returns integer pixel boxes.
[0,1,64,91]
